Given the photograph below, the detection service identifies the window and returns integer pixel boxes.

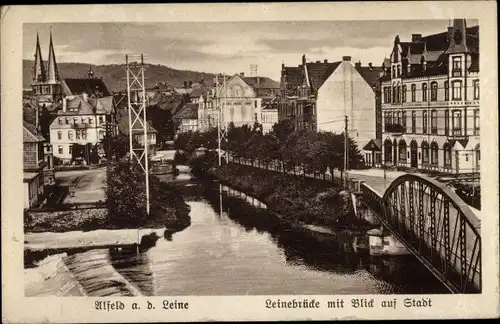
[397,66,401,78]
[452,56,462,77]
[452,110,462,135]
[398,140,407,161]
[65,118,69,124]
[465,154,469,162]
[392,66,396,78]
[474,109,480,135]
[423,111,428,134]
[411,111,416,133]
[82,130,87,140]
[430,82,438,101]
[444,143,452,168]
[73,117,78,124]
[76,130,80,140]
[388,88,392,104]
[58,146,63,154]
[422,83,428,102]
[402,111,407,129]
[392,86,396,103]
[58,118,63,125]
[68,131,74,140]
[402,85,407,103]
[411,84,416,102]
[422,142,429,164]
[69,145,73,155]
[82,118,87,124]
[99,116,104,124]
[431,110,437,134]
[452,81,462,100]
[99,130,105,140]
[445,110,449,135]
[444,81,449,101]
[57,131,62,140]
[475,145,480,169]
[396,86,400,103]
[430,142,439,165]
[473,80,479,99]
[89,118,93,124]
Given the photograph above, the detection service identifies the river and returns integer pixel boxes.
[25,170,449,296]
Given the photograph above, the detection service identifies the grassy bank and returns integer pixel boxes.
[25,158,191,233]
[206,162,366,231]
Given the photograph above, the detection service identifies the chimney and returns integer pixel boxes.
[324,59,328,63]
[342,56,351,61]
[412,34,422,42]
[240,72,245,77]
[355,61,361,69]
[62,97,67,112]
[189,81,193,88]
[281,62,285,70]
[184,81,188,88]
[302,54,306,66]
[368,62,373,70]
[447,27,453,41]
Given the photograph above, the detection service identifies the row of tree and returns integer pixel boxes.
[174,119,365,175]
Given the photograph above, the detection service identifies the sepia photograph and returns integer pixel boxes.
[2,2,499,322]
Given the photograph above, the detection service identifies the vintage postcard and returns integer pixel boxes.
[2,2,499,322]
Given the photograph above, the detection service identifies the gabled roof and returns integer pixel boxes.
[174,103,198,120]
[305,61,341,91]
[58,96,94,115]
[88,96,114,114]
[363,138,382,151]
[243,77,280,90]
[63,78,111,97]
[23,121,45,143]
[356,66,384,87]
[189,87,211,99]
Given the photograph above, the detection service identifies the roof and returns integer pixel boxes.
[23,121,45,143]
[282,66,303,92]
[174,103,198,120]
[189,87,211,99]
[57,95,114,116]
[116,107,158,135]
[305,61,341,90]
[63,78,111,97]
[24,172,40,182]
[356,66,384,87]
[362,138,382,151]
[243,77,280,90]
[88,96,114,114]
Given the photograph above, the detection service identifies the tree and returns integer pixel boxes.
[103,133,130,160]
[147,105,177,144]
[270,119,295,144]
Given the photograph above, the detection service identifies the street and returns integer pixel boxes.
[56,168,107,204]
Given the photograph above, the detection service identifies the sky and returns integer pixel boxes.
[23,19,479,82]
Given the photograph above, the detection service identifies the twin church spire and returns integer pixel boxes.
[33,29,59,84]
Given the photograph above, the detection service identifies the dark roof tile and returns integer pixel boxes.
[243,77,280,89]
[63,78,111,97]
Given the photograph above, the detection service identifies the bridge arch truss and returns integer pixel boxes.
[361,174,481,293]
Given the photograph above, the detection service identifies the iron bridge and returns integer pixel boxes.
[360,174,481,294]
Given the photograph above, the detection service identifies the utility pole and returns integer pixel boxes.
[344,115,349,186]
[125,54,150,216]
[216,73,228,166]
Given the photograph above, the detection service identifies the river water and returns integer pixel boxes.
[25,171,448,296]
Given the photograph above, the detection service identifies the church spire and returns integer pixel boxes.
[47,28,60,83]
[33,32,46,83]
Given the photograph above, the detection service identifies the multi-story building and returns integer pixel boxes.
[23,121,46,208]
[380,19,479,174]
[261,98,279,134]
[279,55,383,162]
[49,95,114,162]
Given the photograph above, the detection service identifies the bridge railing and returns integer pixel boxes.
[360,175,481,294]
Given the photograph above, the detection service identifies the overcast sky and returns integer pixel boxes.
[24,19,478,81]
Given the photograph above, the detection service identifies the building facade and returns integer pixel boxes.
[381,19,479,174]
[23,121,46,208]
[50,95,114,162]
[261,98,279,134]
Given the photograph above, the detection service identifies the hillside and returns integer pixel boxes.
[23,60,217,92]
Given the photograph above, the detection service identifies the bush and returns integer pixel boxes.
[173,150,188,165]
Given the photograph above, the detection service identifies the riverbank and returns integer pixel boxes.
[206,163,369,231]
[25,176,191,233]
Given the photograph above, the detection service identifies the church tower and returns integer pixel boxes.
[31,29,62,109]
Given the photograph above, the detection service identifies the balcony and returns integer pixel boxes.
[447,128,468,141]
[384,123,406,135]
